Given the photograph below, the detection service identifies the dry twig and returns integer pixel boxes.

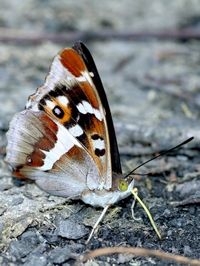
[79,246,200,265]
[1,27,200,44]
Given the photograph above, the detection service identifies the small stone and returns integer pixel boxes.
[11,197,24,206]
[49,246,72,264]
[56,218,89,240]
[23,254,47,266]
[9,230,41,259]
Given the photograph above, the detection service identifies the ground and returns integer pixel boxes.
[0,1,200,265]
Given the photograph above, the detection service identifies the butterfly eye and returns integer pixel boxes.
[118,179,128,192]
[52,106,64,118]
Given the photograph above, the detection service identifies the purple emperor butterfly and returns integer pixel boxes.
[6,43,135,241]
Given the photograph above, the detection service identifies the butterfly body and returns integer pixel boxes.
[6,42,134,209]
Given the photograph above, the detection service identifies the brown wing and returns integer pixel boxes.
[6,43,120,194]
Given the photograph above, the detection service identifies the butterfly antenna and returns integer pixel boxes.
[124,136,194,180]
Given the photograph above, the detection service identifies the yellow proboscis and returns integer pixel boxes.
[118,180,161,239]
[131,187,162,240]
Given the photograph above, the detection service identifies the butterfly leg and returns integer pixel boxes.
[86,205,110,244]
[131,189,141,221]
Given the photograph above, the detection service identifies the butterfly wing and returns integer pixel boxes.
[73,42,122,175]
[6,110,101,196]
[6,42,121,198]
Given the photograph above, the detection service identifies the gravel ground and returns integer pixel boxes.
[0,1,200,265]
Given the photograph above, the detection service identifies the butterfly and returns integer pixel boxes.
[5,42,135,241]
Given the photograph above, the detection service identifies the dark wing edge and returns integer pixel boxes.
[73,42,122,174]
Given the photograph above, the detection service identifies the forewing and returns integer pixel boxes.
[6,43,118,192]
[74,42,122,175]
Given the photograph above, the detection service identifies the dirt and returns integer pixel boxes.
[0,1,200,265]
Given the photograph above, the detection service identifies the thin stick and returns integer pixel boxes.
[80,246,200,265]
[1,28,200,44]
